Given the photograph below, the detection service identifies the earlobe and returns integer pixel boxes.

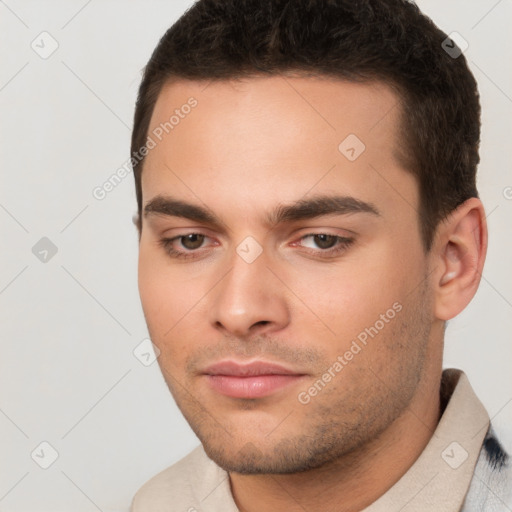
[433,198,487,321]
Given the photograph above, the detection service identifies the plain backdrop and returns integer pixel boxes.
[1,1,511,510]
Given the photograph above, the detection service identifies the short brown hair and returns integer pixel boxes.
[131,0,480,251]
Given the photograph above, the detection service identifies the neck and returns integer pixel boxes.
[229,365,443,512]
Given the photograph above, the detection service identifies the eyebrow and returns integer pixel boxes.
[143,194,381,229]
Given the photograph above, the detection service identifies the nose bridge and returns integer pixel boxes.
[208,239,289,336]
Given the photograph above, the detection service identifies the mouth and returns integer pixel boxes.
[202,360,308,399]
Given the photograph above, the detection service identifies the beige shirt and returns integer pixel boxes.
[131,368,489,511]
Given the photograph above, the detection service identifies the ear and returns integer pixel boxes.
[431,198,488,321]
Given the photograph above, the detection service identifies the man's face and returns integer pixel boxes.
[138,75,435,473]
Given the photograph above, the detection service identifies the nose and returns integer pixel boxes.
[207,245,290,339]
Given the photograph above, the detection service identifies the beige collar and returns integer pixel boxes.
[364,368,489,511]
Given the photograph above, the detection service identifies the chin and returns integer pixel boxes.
[201,435,346,475]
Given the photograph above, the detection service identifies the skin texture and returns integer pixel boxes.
[137,75,487,511]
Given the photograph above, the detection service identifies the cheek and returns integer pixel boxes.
[289,243,419,354]
[138,245,182,338]
[137,245,211,363]
[138,267,186,372]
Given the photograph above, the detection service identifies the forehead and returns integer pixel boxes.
[147,75,402,150]
[141,75,416,227]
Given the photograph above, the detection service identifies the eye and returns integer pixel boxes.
[158,233,213,260]
[293,233,354,257]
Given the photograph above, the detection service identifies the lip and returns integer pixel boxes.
[202,360,307,399]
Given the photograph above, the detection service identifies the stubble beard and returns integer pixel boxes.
[160,281,433,475]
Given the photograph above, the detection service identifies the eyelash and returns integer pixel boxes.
[158,233,355,261]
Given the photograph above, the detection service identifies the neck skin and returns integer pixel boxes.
[229,332,444,512]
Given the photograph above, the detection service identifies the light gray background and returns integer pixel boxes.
[1,1,511,510]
